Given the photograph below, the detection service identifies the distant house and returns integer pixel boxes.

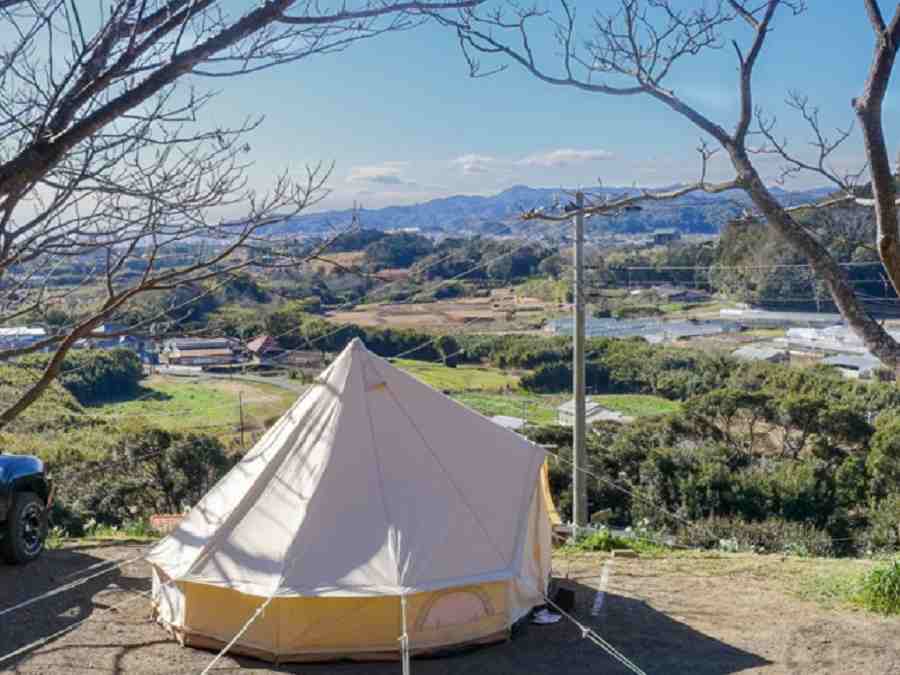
[732,345,789,363]
[490,415,528,432]
[652,229,681,246]
[73,324,145,353]
[246,335,283,361]
[822,354,882,380]
[557,399,628,426]
[92,323,129,349]
[161,337,241,367]
[280,350,329,369]
[0,326,46,351]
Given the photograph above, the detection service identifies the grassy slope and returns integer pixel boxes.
[0,364,84,433]
[83,361,517,442]
[6,357,684,463]
[391,358,562,424]
[395,360,681,423]
[88,375,298,434]
[452,392,559,425]
[593,394,682,417]
[391,359,519,392]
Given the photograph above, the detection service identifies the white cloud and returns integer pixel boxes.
[519,148,615,168]
[450,154,496,175]
[347,165,409,185]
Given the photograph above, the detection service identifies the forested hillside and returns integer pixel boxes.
[264,184,832,236]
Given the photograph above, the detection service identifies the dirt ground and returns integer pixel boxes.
[2,543,899,674]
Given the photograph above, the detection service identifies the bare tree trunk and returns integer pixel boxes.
[855,2,900,294]
[734,155,900,368]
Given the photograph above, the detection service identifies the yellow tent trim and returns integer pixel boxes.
[540,460,562,526]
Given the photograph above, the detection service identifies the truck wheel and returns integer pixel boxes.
[1,492,46,564]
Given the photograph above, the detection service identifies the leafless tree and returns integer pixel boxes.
[0,0,482,427]
[435,0,900,370]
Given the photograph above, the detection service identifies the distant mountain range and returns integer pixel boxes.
[264,184,835,238]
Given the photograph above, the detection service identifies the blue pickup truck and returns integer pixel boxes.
[0,454,52,564]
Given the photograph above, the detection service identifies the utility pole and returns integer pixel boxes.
[572,191,588,534]
[238,391,245,450]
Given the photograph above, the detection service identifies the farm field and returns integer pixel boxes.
[327,288,552,332]
[3,544,898,674]
[391,358,520,392]
[452,392,561,425]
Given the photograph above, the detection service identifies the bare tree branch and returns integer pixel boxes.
[440,0,900,369]
[0,0,484,428]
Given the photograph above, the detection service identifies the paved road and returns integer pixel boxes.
[197,371,308,394]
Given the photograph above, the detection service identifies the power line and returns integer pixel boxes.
[608,261,883,272]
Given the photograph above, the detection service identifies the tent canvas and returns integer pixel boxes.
[146,338,554,662]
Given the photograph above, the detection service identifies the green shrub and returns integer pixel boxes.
[868,414,900,500]
[19,349,142,403]
[520,363,570,393]
[0,362,85,434]
[519,361,609,393]
[52,428,235,528]
[835,454,868,508]
[675,516,834,556]
[567,527,629,552]
[864,493,900,553]
[860,560,900,615]
[365,232,434,268]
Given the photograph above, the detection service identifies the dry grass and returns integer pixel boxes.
[89,375,298,436]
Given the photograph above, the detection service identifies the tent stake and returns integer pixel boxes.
[400,594,411,675]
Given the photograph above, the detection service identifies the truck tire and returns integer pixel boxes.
[1,492,46,564]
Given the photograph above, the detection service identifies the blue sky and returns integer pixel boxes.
[208,2,899,212]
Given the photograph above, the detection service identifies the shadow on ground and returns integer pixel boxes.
[0,545,148,669]
[83,384,172,408]
[0,562,771,674]
[228,578,770,675]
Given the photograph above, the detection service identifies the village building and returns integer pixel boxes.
[0,326,46,351]
[557,399,629,426]
[246,334,283,361]
[73,323,145,352]
[732,344,789,364]
[160,337,241,367]
[490,415,528,432]
[278,349,330,371]
[821,354,883,380]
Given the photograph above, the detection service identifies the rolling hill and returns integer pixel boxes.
[265,184,834,238]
